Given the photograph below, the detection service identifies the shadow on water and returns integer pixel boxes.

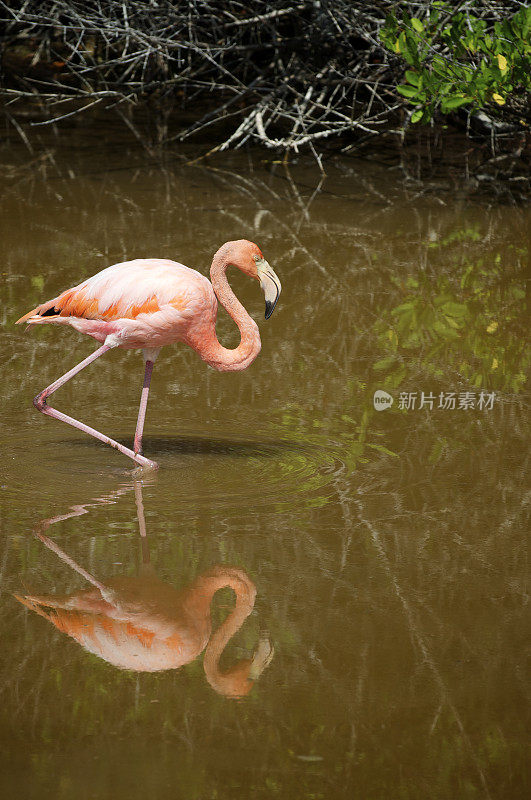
[64,434,307,458]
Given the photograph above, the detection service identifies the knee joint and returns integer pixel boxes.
[33,392,48,412]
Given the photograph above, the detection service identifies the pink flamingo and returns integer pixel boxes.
[16,240,281,470]
[16,563,273,697]
[15,484,274,697]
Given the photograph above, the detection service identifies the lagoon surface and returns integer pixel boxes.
[0,128,529,799]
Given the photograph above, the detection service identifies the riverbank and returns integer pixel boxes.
[1,0,529,188]
[1,110,529,206]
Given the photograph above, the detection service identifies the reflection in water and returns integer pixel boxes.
[15,484,273,698]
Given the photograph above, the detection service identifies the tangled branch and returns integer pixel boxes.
[0,1,527,154]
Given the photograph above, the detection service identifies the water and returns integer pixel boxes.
[0,129,529,799]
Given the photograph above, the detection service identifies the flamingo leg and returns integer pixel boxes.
[134,481,151,567]
[134,360,154,456]
[33,344,158,470]
[34,532,110,595]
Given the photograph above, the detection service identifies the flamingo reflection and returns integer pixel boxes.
[15,483,273,698]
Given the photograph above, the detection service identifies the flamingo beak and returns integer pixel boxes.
[257,260,281,320]
[248,634,275,680]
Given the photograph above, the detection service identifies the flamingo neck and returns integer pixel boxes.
[194,567,256,696]
[194,249,261,372]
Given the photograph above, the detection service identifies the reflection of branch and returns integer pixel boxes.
[353,493,493,799]
[202,163,333,279]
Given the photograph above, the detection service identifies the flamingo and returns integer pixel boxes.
[15,483,274,697]
[16,239,281,470]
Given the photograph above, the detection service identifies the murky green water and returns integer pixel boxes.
[0,129,529,799]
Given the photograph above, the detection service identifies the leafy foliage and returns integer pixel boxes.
[1,1,529,158]
[373,233,529,393]
[380,3,531,124]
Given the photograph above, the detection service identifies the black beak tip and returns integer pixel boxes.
[265,300,274,320]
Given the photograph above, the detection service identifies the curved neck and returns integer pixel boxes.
[196,567,257,697]
[191,248,261,372]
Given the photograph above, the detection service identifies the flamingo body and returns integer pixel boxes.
[16,567,253,675]
[18,259,218,352]
[16,560,273,696]
[15,240,282,469]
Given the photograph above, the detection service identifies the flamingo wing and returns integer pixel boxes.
[14,587,200,672]
[16,259,215,324]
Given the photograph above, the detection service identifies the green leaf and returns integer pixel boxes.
[428,438,446,465]
[441,301,468,318]
[443,315,461,329]
[400,30,420,66]
[373,357,398,371]
[411,109,423,123]
[405,70,420,86]
[397,84,420,99]
[433,318,458,339]
[392,301,415,315]
[441,95,472,111]
[411,18,424,33]
[397,31,407,55]
[397,84,419,98]
[367,443,399,458]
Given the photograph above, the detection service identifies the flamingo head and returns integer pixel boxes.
[210,633,275,699]
[229,240,282,320]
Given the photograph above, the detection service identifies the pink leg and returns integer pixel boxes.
[134,360,154,456]
[35,532,110,594]
[134,481,151,567]
[31,531,120,608]
[33,344,158,470]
